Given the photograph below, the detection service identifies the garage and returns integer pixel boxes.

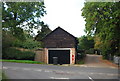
[41,27,78,64]
[48,50,70,64]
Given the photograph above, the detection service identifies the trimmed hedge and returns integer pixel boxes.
[2,48,35,60]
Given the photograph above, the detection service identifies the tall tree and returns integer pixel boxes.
[94,35,103,49]
[2,2,46,40]
[35,22,52,41]
[82,2,120,57]
[2,30,16,49]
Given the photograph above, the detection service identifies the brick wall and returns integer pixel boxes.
[70,48,76,64]
[44,48,48,64]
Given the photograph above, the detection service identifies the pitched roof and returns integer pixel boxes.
[42,26,77,41]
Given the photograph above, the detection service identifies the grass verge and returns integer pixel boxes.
[76,58,85,64]
[2,72,7,79]
[0,70,7,81]
[76,60,85,64]
[0,59,44,64]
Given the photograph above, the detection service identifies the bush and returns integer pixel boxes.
[85,48,95,54]
[22,39,41,49]
[2,48,35,60]
[12,39,23,48]
[77,50,85,60]
[12,39,41,49]
[76,60,84,64]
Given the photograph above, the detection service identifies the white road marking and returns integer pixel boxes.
[3,66,118,77]
[107,73,118,76]
[50,77,69,79]
[35,69,42,72]
[3,67,8,69]
[22,68,31,71]
[44,70,51,72]
[90,73,94,74]
[88,76,94,81]
[98,73,104,75]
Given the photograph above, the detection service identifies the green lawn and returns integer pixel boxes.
[0,59,44,64]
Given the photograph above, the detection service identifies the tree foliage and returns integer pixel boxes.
[82,2,120,57]
[77,35,94,50]
[94,35,103,49]
[2,30,42,49]
[2,30,16,49]
[35,22,52,41]
[2,2,46,40]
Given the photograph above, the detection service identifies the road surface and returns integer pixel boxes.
[2,55,120,80]
[85,54,114,68]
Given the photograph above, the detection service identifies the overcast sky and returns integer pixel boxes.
[41,0,86,37]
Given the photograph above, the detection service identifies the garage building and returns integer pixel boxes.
[37,27,78,64]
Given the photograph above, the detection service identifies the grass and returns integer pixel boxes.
[0,59,44,64]
[0,70,2,80]
[76,59,85,64]
[2,72,7,79]
[77,60,84,64]
[0,70,7,81]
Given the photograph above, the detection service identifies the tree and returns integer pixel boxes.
[2,30,16,49]
[82,2,120,57]
[2,2,46,40]
[35,22,52,41]
[77,35,94,50]
[94,35,103,49]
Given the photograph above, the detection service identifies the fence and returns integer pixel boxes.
[34,48,45,63]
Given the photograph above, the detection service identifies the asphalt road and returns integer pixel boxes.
[2,62,119,80]
[84,54,114,68]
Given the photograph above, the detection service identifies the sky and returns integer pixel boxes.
[41,0,86,37]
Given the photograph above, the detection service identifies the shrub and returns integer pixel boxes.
[12,39,23,48]
[2,48,35,60]
[22,39,41,49]
[76,60,84,64]
[12,39,41,49]
[77,50,85,60]
[85,48,95,54]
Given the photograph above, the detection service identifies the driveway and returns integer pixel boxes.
[84,54,118,68]
[2,62,119,80]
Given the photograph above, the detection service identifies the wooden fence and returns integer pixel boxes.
[34,48,45,63]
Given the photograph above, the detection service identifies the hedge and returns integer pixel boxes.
[2,48,35,60]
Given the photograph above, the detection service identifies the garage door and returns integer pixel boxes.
[48,50,70,64]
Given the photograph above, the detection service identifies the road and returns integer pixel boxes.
[84,54,115,68]
[2,55,119,80]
